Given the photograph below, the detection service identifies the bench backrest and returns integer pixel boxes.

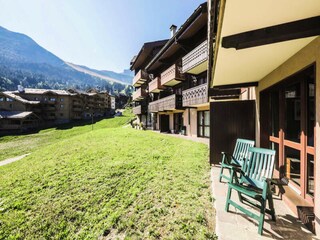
[232,138,255,165]
[241,147,276,189]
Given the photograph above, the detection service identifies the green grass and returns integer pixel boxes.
[0,109,134,161]
[0,110,216,239]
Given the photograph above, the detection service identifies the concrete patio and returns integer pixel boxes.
[211,165,318,240]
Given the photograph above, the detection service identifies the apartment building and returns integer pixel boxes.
[130,40,168,127]
[0,87,115,132]
[207,0,320,234]
[131,2,214,137]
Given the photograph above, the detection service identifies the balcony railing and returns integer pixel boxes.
[133,105,147,115]
[133,69,148,87]
[132,88,147,101]
[149,77,164,93]
[149,94,182,112]
[182,40,208,74]
[182,83,208,107]
[149,101,159,113]
[160,64,185,87]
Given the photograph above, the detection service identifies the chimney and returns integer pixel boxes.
[17,85,25,93]
[170,24,177,38]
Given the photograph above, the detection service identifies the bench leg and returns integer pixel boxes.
[219,166,224,182]
[268,192,276,221]
[225,185,232,212]
[258,199,266,235]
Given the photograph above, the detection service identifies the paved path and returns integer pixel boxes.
[0,154,30,167]
[155,131,210,146]
[211,165,318,240]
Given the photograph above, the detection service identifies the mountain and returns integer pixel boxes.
[0,26,132,94]
[66,62,133,85]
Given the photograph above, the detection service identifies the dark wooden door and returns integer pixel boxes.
[210,100,256,164]
[160,114,170,133]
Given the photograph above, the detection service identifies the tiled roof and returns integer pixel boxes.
[2,92,40,104]
[19,88,76,96]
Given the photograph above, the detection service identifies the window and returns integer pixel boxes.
[198,111,210,138]
[34,97,39,101]
[6,98,13,102]
[60,98,64,102]
[60,104,64,109]
[0,97,4,101]
[49,98,56,102]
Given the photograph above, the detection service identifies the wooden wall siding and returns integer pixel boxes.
[182,83,208,107]
[149,77,164,93]
[182,40,208,73]
[133,69,148,87]
[132,88,147,101]
[161,63,185,86]
[133,105,147,115]
[210,100,256,165]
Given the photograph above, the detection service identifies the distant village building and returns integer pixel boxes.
[0,87,115,132]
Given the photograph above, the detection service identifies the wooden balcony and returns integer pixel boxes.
[182,40,208,74]
[182,83,208,107]
[73,101,82,106]
[157,94,183,111]
[46,116,56,120]
[149,101,159,113]
[43,106,56,111]
[132,88,147,102]
[133,105,147,115]
[160,64,185,87]
[149,77,164,93]
[133,69,148,87]
[73,107,83,112]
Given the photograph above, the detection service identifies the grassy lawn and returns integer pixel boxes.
[0,111,133,161]
[0,111,216,239]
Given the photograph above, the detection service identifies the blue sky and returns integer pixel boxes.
[0,0,204,73]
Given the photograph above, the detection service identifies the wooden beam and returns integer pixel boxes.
[222,16,320,50]
[213,81,259,89]
[208,88,241,97]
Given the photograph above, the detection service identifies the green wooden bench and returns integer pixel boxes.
[219,138,255,182]
[225,147,276,235]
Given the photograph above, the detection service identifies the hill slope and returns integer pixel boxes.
[66,62,132,85]
[0,26,132,93]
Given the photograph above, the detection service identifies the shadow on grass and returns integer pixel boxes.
[0,116,114,137]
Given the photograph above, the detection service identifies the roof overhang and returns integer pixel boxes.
[146,2,207,72]
[130,40,168,71]
[211,0,320,88]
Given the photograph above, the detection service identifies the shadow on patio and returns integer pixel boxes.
[211,166,318,240]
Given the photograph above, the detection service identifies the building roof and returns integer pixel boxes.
[18,88,76,96]
[10,88,77,96]
[2,92,40,105]
[145,2,207,72]
[0,111,35,119]
[130,39,169,71]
